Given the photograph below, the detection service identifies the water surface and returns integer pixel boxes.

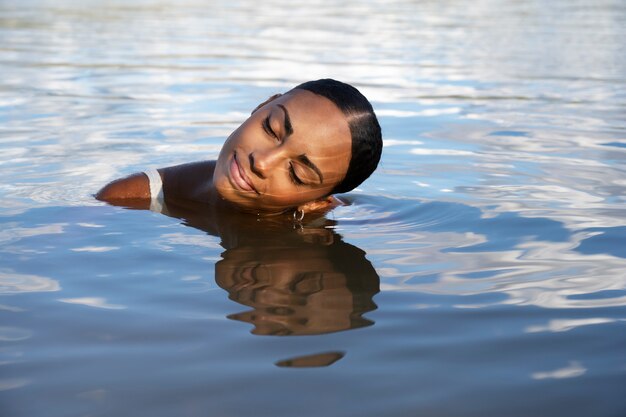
[1,1,625,416]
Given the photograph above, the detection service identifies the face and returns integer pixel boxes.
[215,245,360,335]
[213,89,352,213]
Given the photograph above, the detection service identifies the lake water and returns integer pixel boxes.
[1,0,625,416]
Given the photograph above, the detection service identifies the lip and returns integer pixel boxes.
[230,152,258,194]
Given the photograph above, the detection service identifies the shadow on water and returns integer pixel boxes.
[144,198,381,367]
[159,198,380,337]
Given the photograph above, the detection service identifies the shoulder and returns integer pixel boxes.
[95,172,151,202]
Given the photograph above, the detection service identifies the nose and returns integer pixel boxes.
[249,148,284,179]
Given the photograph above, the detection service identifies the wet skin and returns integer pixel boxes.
[96,89,352,215]
[213,89,352,213]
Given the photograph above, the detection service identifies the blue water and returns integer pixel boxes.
[1,0,625,416]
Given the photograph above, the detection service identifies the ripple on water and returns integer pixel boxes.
[1,1,625,416]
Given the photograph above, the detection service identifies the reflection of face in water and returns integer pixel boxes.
[125,197,379,337]
[215,234,380,336]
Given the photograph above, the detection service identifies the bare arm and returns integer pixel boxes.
[95,172,150,202]
[95,161,215,204]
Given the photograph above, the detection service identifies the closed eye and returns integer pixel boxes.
[289,162,305,185]
[262,116,278,140]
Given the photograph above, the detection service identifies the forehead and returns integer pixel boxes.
[278,89,346,125]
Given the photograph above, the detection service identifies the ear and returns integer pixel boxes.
[251,93,282,114]
[297,195,342,214]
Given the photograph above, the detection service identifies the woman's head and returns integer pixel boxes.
[213,79,382,213]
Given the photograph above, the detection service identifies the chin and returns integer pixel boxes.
[231,195,291,214]
[215,185,269,213]
[214,178,292,215]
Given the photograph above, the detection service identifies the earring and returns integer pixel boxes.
[293,209,305,222]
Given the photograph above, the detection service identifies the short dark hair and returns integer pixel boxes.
[294,79,382,194]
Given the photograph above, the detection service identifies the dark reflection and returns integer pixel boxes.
[275,351,345,368]
[215,229,379,336]
[116,197,380,336]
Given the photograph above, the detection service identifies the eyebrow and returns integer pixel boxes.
[295,154,323,184]
[277,104,293,136]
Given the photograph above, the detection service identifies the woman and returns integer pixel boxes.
[96,79,382,217]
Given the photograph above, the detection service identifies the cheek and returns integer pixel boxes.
[212,159,229,194]
[216,127,245,164]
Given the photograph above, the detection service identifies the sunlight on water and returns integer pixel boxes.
[1,0,625,416]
